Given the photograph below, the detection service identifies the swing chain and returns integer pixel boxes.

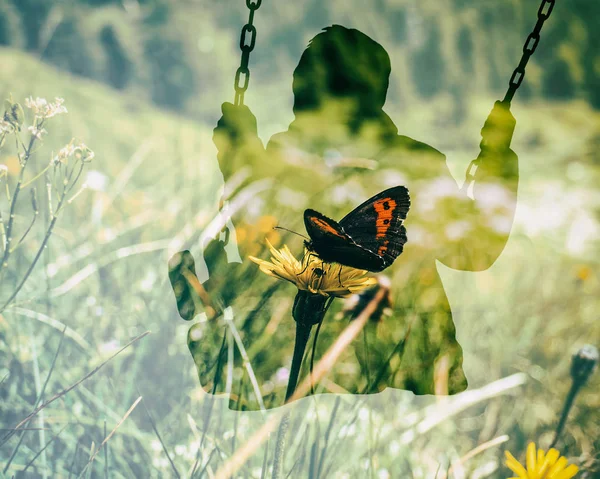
[463,0,556,192]
[503,0,556,104]
[234,0,262,106]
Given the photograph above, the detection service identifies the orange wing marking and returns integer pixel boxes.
[377,240,390,256]
[373,198,397,239]
[311,217,346,238]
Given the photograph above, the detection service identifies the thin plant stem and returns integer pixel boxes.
[260,435,270,479]
[363,321,413,394]
[1,213,58,312]
[224,306,267,411]
[1,331,149,446]
[20,163,51,188]
[0,165,73,313]
[20,425,68,476]
[0,129,39,275]
[310,317,325,395]
[10,188,38,253]
[214,287,390,479]
[271,413,291,479]
[138,392,181,478]
[103,420,108,479]
[77,397,143,478]
[316,396,341,479]
[68,441,80,479]
[195,447,218,479]
[549,381,581,449]
[438,435,509,479]
[273,311,317,479]
[2,326,66,474]
[285,321,314,401]
[0,211,6,255]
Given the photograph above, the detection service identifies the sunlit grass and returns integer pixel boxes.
[0,33,599,479]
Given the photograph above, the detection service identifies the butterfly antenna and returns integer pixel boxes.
[274,226,309,241]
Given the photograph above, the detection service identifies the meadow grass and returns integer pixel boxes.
[0,47,599,478]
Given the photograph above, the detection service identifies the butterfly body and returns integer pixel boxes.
[304,186,410,272]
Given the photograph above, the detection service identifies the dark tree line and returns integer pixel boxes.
[0,0,598,114]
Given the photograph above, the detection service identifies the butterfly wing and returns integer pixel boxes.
[304,209,386,270]
[304,209,348,244]
[339,186,410,269]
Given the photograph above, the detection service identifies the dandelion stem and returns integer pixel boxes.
[215,288,386,479]
[550,379,581,449]
[285,321,313,401]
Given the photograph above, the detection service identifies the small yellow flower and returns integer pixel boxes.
[249,239,376,297]
[505,443,579,479]
[575,265,592,282]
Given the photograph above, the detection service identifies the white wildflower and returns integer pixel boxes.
[28,125,47,140]
[25,96,47,111]
[0,164,8,178]
[53,140,95,165]
[0,119,14,134]
[54,143,76,165]
[73,142,94,162]
[25,97,67,119]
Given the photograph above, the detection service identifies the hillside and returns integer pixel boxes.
[0,11,599,475]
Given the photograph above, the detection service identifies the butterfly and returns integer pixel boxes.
[303,186,410,272]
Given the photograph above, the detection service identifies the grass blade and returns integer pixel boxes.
[1,331,150,447]
[77,396,143,478]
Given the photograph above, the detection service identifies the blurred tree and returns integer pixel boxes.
[303,0,330,31]
[2,0,597,114]
[9,0,53,50]
[0,2,22,47]
[543,57,575,99]
[144,35,195,110]
[411,23,444,99]
[83,0,117,5]
[100,25,132,90]
[42,15,96,79]
[388,7,407,44]
[579,12,600,108]
[457,25,474,75]
[142,1,171,27]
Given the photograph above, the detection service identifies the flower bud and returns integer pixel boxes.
[570,344,599,386]
[3,99,25,129]
[292,290,329,327]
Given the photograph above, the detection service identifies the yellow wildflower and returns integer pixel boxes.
[505,442,579,479]
[249,239,376,297]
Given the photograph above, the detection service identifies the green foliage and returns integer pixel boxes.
[0,2,599,476]
[1,0,599,116]
[0,2,22,47]
[43,14,97,79]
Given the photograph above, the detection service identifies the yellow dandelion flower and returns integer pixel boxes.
[249,239,376,298]
[505,442,579,479]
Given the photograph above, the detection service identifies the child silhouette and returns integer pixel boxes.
[169,25,518,409]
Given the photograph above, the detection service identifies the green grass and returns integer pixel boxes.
[0,43,599,478]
